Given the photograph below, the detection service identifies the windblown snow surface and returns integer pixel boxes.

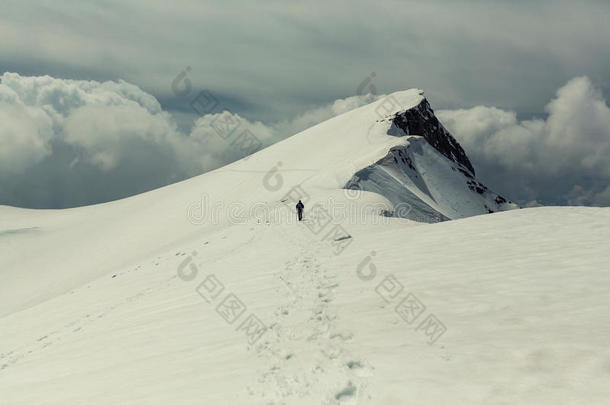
[1,90,609,404]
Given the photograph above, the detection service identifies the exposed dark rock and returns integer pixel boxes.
[495,195,507,204]
[458,167,474,179]
[467,180,488,195]
[391,98,476,176]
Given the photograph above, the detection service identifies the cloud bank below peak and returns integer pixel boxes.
[1,72,609,209]
[0,73,379,208]
[438,76,610,206]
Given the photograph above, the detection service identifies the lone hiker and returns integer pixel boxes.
[296,200,304,221]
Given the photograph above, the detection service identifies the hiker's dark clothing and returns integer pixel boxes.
[296,201,304,221]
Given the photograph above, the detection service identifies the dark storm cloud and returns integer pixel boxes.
[3,1,609,116]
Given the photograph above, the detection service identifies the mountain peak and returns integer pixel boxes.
[391,97,476,176]
[339,91,516,222]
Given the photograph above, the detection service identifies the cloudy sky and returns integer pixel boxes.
[1,0,609,208]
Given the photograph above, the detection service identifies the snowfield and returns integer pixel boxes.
[1,91,609,404]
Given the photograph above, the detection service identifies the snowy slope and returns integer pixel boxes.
[2,90,608,404]
[1,207,609,404]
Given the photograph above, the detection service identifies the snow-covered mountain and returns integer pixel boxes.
[1,90,608,405]
[0,89,513,316]
[344,93,517,222]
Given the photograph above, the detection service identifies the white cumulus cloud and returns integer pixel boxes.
[438,76,610,206]
[0,73,377,208]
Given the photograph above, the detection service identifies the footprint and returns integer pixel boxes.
[330,331,353,341]
[335,381,357,401]
[346,360,373,377]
